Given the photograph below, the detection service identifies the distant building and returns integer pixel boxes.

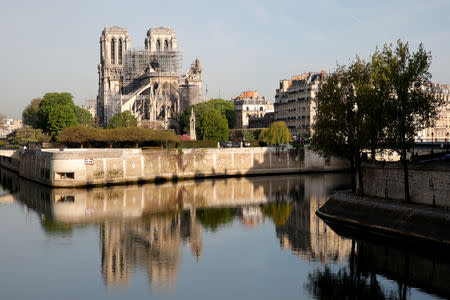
[233,91,274,129]
[0,118,22,138]
[82,99,97,118]
[417,83,450,142]
[248,112,274,129]
[97,26,203,130]
[274,71,326,138]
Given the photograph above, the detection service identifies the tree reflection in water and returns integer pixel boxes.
[195,207,237,232]
[262,201,292,226]
[306,240,409,300]
[6,165,441,299]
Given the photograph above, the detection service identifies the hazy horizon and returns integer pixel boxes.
[1,0,450,119]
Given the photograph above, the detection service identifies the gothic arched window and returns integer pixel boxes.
[111,39,115,64]
[156,39,161,51]
[164,40,169,51]
[118,40,122,64]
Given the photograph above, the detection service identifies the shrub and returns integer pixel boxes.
[57,126,179,148]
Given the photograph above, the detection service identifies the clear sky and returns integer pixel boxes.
[1,0,450,119]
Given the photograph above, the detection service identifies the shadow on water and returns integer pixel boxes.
[311,222,450,300]
[1,166,449,299]
[305,234,450,299]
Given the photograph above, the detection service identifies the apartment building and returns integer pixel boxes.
[417,83,450,142]
[274,71,325,138]
[233,91,274,129]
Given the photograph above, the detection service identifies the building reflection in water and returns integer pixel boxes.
[275,175,353,264]
[1,167,351,289]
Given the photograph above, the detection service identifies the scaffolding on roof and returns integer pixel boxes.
[122,49,182,94]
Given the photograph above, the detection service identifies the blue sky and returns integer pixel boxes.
[1,0,450,118]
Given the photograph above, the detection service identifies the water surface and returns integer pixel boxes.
[0,168,447,299]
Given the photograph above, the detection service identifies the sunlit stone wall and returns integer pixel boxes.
[0,147,348,187]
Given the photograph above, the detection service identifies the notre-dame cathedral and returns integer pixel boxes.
[97,26,203,130]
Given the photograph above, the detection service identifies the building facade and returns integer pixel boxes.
[417,83,450,142]
[97,26,202,130]
[274,71,325,139]
[0,118,22,139]
[233,91,274,129]
[82,99,97,119]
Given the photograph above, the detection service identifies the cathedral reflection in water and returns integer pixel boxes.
[0,168,351,289]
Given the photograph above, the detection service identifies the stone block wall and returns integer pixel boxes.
[362,162,450,208]
[1,147,348,187]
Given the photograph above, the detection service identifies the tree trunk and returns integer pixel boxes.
[356,154,365,196]
[401,148,410,203]
[371,146,376,162]
[350,157,356,193]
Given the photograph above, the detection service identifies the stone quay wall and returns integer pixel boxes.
[0,147,348,187]
[317,191,450,246]
[362,162,450,208]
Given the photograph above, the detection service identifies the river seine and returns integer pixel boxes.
[0,167,448,299]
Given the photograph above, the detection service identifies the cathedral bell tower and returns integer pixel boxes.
[97,25,130,125]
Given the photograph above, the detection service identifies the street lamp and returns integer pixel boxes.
[431,131,434,154]
[446,132,449,152]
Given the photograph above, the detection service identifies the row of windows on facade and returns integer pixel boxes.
[276,108,310,115]
[281,107,310,112]
[288,88,313,94]
[243,106,265,111]
[275,97,312,104]
[287,124,310,129]
[277,115,310,121]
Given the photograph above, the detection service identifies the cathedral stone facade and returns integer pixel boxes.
[97,26,203,130]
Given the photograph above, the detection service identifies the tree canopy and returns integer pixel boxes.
[74,106,94,126]
[208,98,236,129]
[310,60,375,194]
[259,121,292,145]
[35,92,87,138]
[311,40,442,199]
[22,98,41,128]
[371,40,442,201]
[178,99,235,138]
[198,108,229,140]
[8,126,50,145]
[107,111,138,128]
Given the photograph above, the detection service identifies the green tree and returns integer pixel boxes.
[107,111,137,128]
[178,99,235,134]
[259,121,292,146]
[208,98,236,129]
[310,61,375,195]
[22,98,42,128]
[74,106,94,126]
[8,126,50,145]
[46,105,78,137]
[198,108,229,140]
[372,41,442,202]
[36,93,78,137]
[56,125,97,147]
